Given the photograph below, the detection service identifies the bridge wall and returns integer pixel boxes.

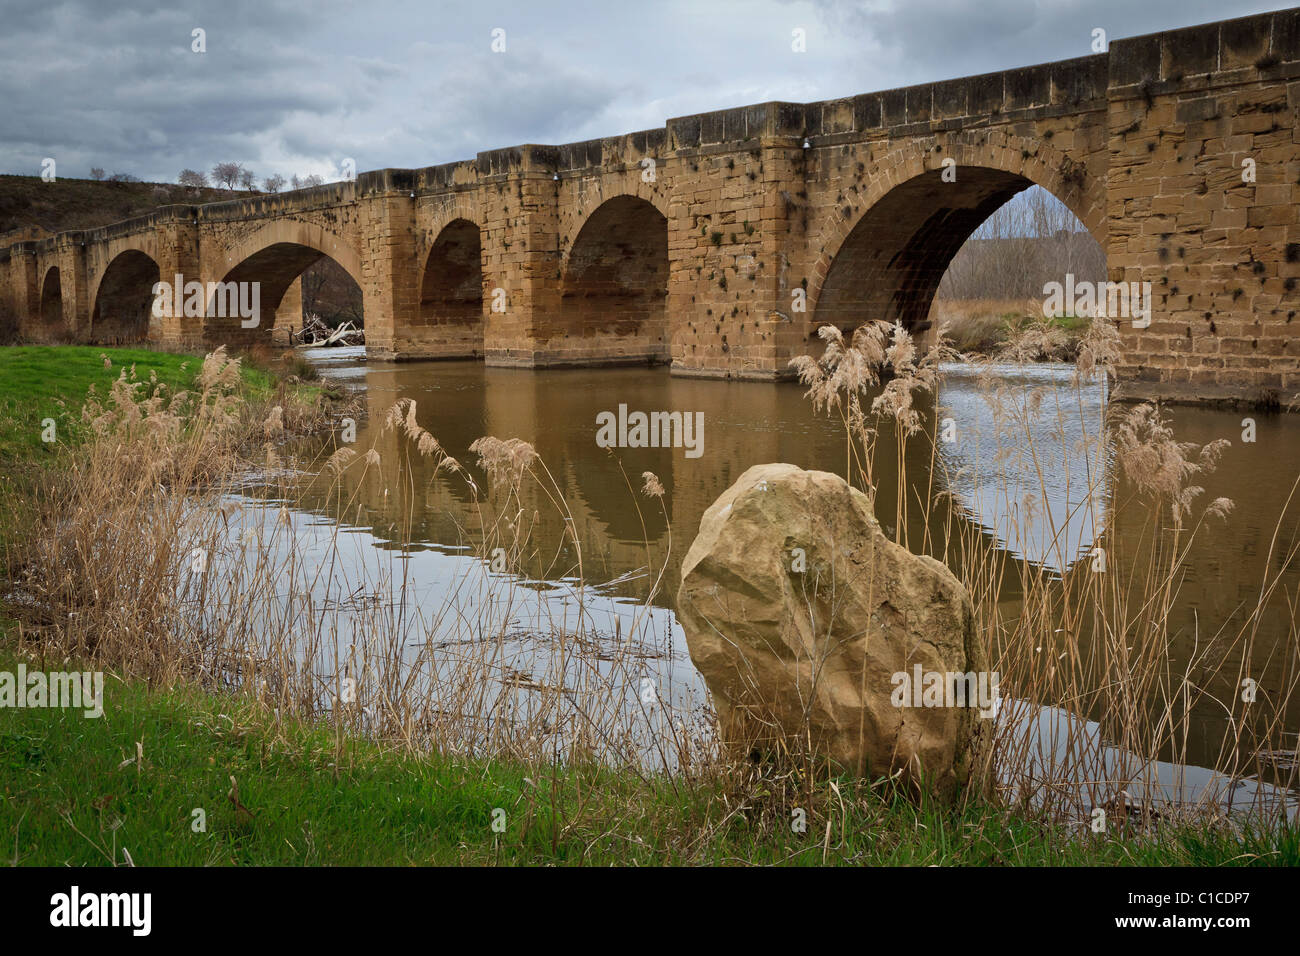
[1105,14,1300,404]
[2,9,1297,404]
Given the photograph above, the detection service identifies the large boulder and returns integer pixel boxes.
[677,463,989,799]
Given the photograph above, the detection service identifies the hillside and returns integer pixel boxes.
[0,174,235,243]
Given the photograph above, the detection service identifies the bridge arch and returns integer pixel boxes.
[808,136,1105,342]
[551,193,669,363]
[91,249,160,345]
[38,265,65,340]
[411,217,484,358]
[206,221,364,348]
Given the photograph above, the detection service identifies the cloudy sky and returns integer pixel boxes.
[0,0,1288,185]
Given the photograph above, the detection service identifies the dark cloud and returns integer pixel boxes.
[0,0,1289,185]
[809,0,1285,91]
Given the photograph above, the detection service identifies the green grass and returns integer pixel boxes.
[0,345,274,465]
[0,646,1293,866]
[937,301,1094,356]
[1047,312,1093,334]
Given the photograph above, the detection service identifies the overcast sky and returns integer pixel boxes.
[0,0,1289,185]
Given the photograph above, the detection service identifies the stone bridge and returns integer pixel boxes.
[1,10,1297,404]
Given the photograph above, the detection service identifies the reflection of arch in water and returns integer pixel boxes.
[289,356,1114,601]
[934,362,1110,573]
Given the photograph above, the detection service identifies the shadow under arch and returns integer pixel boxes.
[38,266,65,340]
[811,165,1103,342]
[206,242,363,349]
[550,194,668,365]
[412,218,484,358]
[91,249,159,345]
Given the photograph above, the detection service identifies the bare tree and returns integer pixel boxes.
[263,173,285,193]
[300,258,363,328]
[89,167,105,181]
[239,168,257,191]
[211,162,243,190]
[178,168,208,188]
[300,260,328,318]
[936,186,1105,301]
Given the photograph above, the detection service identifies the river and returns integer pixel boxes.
[209,346,1299,812]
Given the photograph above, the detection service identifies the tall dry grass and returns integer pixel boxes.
[3,352,708,779]
[790,316,1299,829]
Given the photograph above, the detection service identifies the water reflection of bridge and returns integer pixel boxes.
[280,354,1300,771]
[936,362,1110,574]
[292,356,1125,592]
[291,357,984,603]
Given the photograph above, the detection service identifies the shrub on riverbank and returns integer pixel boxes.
[0,345,334,465]
[932,298,1091,358]
[1,347,348,678]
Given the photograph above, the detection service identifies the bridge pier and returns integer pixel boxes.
[10,246,39,339]
[355,172,421,361]
[479,148,568,368]
[158,219,204,351]
[267,276,302,346]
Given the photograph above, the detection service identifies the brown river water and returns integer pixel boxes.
[238,346,1298,789]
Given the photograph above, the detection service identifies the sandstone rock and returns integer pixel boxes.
[677,462,988,798]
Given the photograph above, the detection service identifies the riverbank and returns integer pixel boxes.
[932,298,1090,357]
[0,345,339,554]
[0,344,327,465]
[0,343,1295,867]
[1,641,1292,866]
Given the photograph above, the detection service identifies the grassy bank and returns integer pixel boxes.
[1,645,1291,866]
[0,345,326,554]
[0,345,280,464]
[932,298,1091,357]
